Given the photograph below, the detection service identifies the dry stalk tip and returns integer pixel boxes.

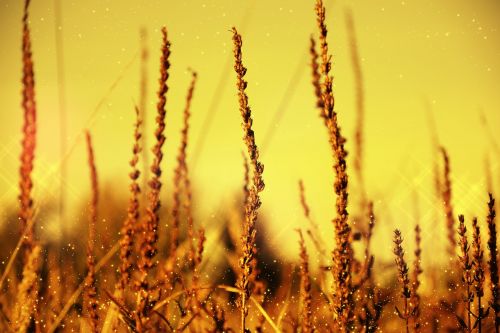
[232,26,265,333]
[136,26,171,325]
[314,1,354,330]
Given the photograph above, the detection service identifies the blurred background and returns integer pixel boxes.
[0,0,499,268]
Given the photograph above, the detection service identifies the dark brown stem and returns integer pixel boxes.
[458,214,473,331]
[411,224,423,332]
[486,193,499,333]
[472,217,485,333]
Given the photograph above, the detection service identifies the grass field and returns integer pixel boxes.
[1,0,500,332]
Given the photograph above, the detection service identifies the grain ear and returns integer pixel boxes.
[314,0,354,329]
[232,27,265,333]
[136,26,171,328]
[393,229,411,333]
[471,217,486,332]
[19,0,37,256]
[117,105,142,296]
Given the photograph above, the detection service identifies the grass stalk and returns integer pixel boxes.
[232,27,265,333]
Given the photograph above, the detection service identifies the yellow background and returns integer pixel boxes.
[0,0,499,264]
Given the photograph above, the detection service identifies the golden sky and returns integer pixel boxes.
[1,0,499,263]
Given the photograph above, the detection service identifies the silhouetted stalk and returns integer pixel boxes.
[457,214,473,331]
[393,229,411,333]
[314,1,354,330]
[472,217,485,333]
[136,27,171,328]
[118,106,142,295]
[486,194,499,333]
[19,0,37,257]
[411,224,423,332]
[232,27,265,333]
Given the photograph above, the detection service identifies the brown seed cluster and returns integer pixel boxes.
[232,27,265,332]
[472,217,486,331]
[314,0,354,329]
[118,106,142,295]
[393,229,411,333]
[136,26,171,323]
[457,214,474,331]
[19,0,37,255]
